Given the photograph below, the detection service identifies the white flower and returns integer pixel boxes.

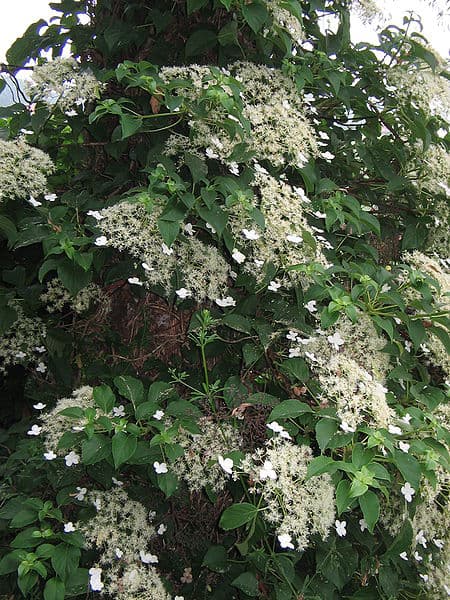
[313,211,327,219]
[215,296,236,308]
[15,351,27,359]
[206,222,216,234]
[174,597,185,600]
[44,193,57,202]
[157,523,167,535]
[267,421,284,433]
[259,460,277,481]
[142,261,154,271]
[175,288,190,299]
[110,405,124,419]
[253,163,268,174]
[399,551,408,561]
[288,347,301,358]
[153,410,164,420]
[139,550,158,564]
[93,497,101,511]
[444,585,450,596]
[184,223,195,236]
[335,520,347,537]
[128,277,143,286]
[112,477,123,487]
[414,551,422,562]
[33,402,46,410]
[286,330,299,341]
[28,196,42,207]
[35,346,46,353]
[268,280,281,292]
[115,548,123,558]
[321,151,335,160]
[228,162,240,176]
[336,403,355,429]
[72,425,84,432]
[286,234,302,244]
[65,109,77,117]
[305,300,317,313]
[305,351,318,363]
[419,574,429,582]
[400,482,415,503]
[64,522,76,533]
[153,461,168,474]
[415,530,427,548]
[242,228,260,240]
[359,518,368,532]
[278,533,295,549]
[36,362,47,373]
[161,243,174,256]
[401,413,412,424]
[327,332,345,350]
[398,441,410,453]
[87,210,104,220]
[388,425,402,435]
[205,147,219,159]
[75,487,87,501]
[254,258,264,266]
[43,450,57,460]
[89,567,104,592]
[95,235,108,246]
[433,538,444,549]
[28,424,42,436]
[218,455,234,475]
[232,248,246,264]
[64,451,80,467]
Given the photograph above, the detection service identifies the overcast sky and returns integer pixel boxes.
[0,0,448,63]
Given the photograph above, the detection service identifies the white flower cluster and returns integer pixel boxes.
[402,251,450,377]
[39,386,98,455]
[240,439,335,551]
[79,488,171,600]
[27,57,103,112]
[0,301,47,374]
[97,200,231,301]
[172,419,242,492]
[427,198,450,258]
[387,64,450,124]
[40,278,107,314]
[265,0,303,44]
[228,172,328,285]
[162,62,318,168]
[287,313,393,429]
[0,138,54,202]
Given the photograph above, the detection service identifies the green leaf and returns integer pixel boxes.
[349,478,368,498]
[306,456,337,479]
[317,540,358,590]
[185,152,208,183]
[6,19,47,65]
[336,479,351,515]
[218,21,238,46]
[222,314,253,334]
[93,385,115,413]
[135,401,158,420]
[10,508,37,528]
[242,3,268,33]
[0,552,20,575]
[280,358,310,381]
[392,449,421,489]
[157,471,178,498]
[202,545,229,573]
[166,399,202,419]
[246,393,279,406]
[51,544,80,580]
[82,435,111,465]
[359,491,379,533]
[231,572,259,597]
[114,376,144,406]
[315,418,339,451]
[57,261,92,295]
[268,400,312,421]
[383,519,413,559]
[219,503,258,530]
[185,29,217,57]
[187,0,209,13]
[112,432,137,468]
[0,304,18,335]
[157,218,180,247]
[0,215,17,243]
[407,319,426,349]
[44,578,65,600]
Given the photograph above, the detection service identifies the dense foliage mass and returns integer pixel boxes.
[0,0,449,598]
